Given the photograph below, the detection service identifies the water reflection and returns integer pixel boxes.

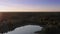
[5,25,43,34]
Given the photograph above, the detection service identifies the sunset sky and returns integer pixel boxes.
[0,0,60,11]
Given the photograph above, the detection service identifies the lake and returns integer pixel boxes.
[5,25,42,34]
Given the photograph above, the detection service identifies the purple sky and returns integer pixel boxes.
[0,0,60,11]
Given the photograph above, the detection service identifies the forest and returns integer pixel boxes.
[0,12,60,34]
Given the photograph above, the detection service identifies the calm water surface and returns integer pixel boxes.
[5,25,42,34]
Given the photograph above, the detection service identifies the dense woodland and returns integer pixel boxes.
[0,12,60,34]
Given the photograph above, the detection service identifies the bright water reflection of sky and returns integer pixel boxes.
[5,25,42,34]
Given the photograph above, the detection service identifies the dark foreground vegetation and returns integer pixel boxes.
[0,12,60,34]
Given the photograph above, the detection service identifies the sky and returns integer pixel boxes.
[5,25,42,34]
[0,0,60,11]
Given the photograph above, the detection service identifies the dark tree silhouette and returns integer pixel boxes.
[0,12,60,34]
